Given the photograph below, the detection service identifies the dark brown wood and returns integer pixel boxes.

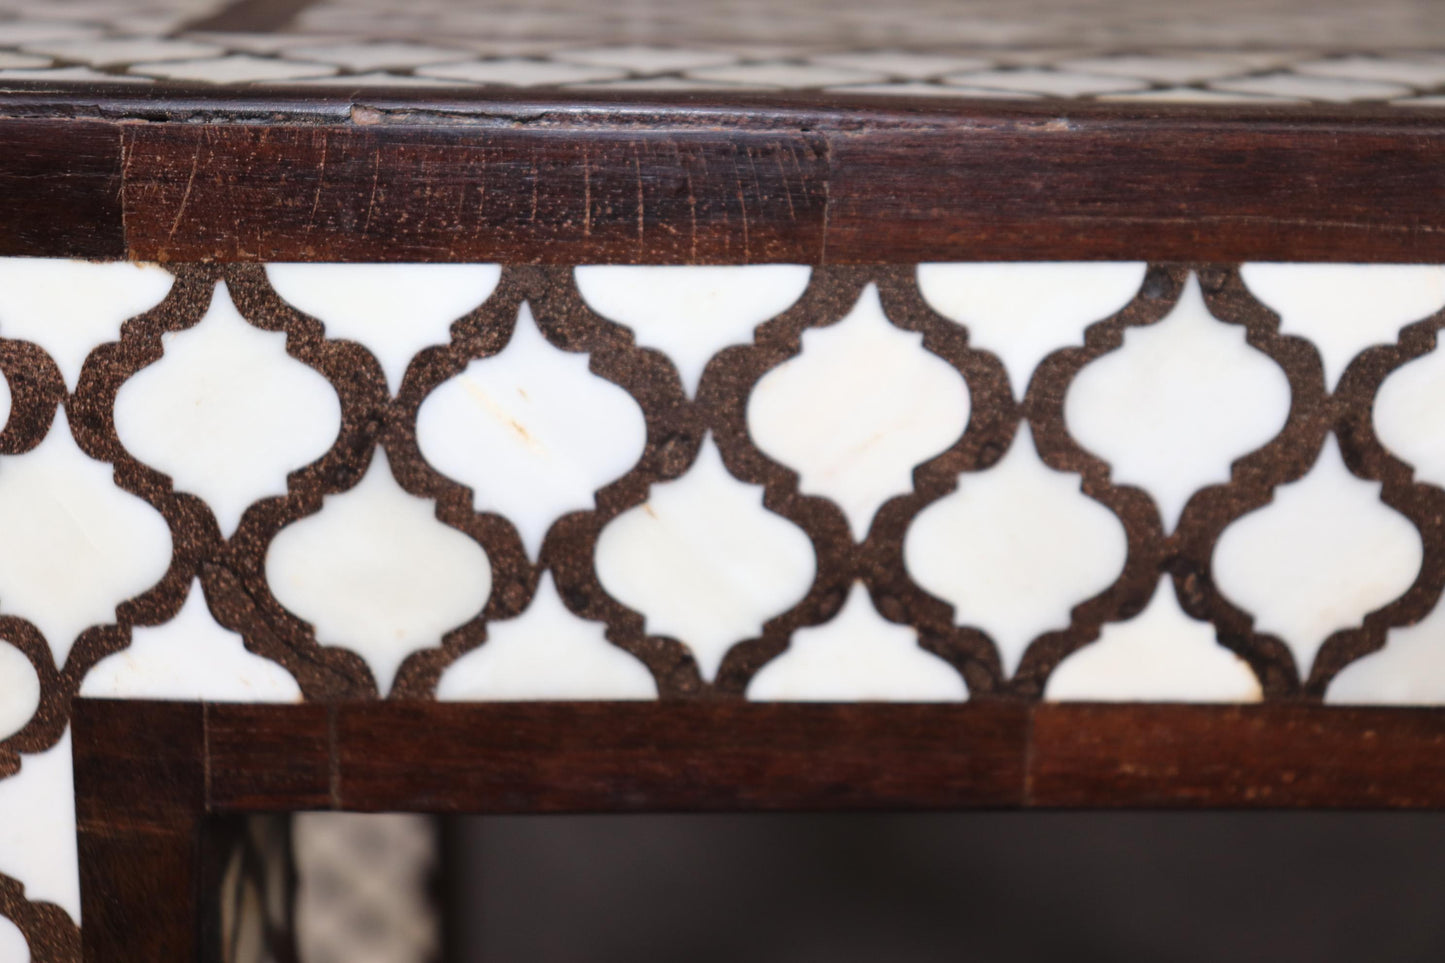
[1028,703,1445,809]
[333,701,1030,813]
[71,699,1445,822]
[0,119,124,260]
[207,703,332,812]
[119,122,830,263]
[72,699,1445,961]
[0,90,1435,263]
[828,120,1445,263]
[73,700,205,963]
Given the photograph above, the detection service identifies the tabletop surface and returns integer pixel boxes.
[5,0,1445,106]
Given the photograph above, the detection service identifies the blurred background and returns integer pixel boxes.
[288,810,1445,962]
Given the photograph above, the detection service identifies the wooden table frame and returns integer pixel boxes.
[72,698,1445,961]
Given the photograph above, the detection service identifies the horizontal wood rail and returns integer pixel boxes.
[72,699,1445,961]
[5,92,1445,263]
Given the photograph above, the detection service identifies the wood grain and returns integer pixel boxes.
[333,701,1030,813]
[71,699,1445,961]
[1028,703,1445,808]
[207,703,331,813]
[0,119,123,260]
[0,91,1437,263]
[826,118,1445,263]
[73,700,1445,819]
[120,122,829,263]
[73,700,204,963]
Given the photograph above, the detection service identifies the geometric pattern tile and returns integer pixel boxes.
[6,1,1445,105]
[4,258,1445,957]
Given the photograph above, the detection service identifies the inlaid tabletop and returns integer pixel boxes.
[2,0,1445,105]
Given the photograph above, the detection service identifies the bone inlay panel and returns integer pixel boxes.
[5,258,1445,957]
[904,423,1127,677]
[0,409,173,666]
[416,303,647,560]
[749,284,970,540]
[1212,435,1424,677]
[114,282,343,536]
[8,1,1445,105]
[266,449,493,695]
[1065,273,1291,531]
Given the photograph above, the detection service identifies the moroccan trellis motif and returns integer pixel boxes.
[6,0,1445,104]
[4,259,1445,957]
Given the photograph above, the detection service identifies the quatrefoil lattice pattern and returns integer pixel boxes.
[5,259,1445,957]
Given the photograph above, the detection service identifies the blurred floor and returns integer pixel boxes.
[448,812,1445,963]
[294,812,441,963]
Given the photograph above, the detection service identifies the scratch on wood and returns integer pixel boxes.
[680,143,698,262]
[581,144,591,237]
[361,144,381,235]
[471,147,486,235]
[305,131,329,234]
[745,145,766,210]
[529,157,538,224]
[732,148,750,262]
[818,137,831,265]
[632,143,644,253]
[118,126,135,247]
[773,150,795,220]
[167,130,204,242]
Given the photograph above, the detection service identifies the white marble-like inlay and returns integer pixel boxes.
[114,282,342,537]
[827,81,1040,98]
[595,436,815,682]
[265,263,502,392]
[1241,263,1445,390]
[129,53,339,83]
[684,61,888,88]
[904,423,1127,676]
[1214,435,1423,676]
[22,36,223,66]
[1209,71,1413,102]
[416,58,626,86]
[1054,53,1262,83]
[748,284,969,540]
[0,51,50,69]
[574,264,811,396]
[1066,274,1292,531]
[0,410,172,666]
[0,366,11,437]
[0,912,25,963]
[0,636,39,742]
[1046,577,1262,702]
[417,303,646,560]
[0,729,78,922]
[1373,338,1445,489]
[0,259,174,389]
[1295,55,1445,88]
[553,44,738,73]
[942,67,1150,96]
[435,573,657,701]
[0,65,155,84]
[1328,597,1445,704]
[809,50,990,77]
[266,450,492,695]
[279,41,472,70]
[1105,87,1300,103]
[281,70,469,87]
[747,583,967,701]
[0,21,103,44]
[916,261,1147,397]
[80,579,301,702]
